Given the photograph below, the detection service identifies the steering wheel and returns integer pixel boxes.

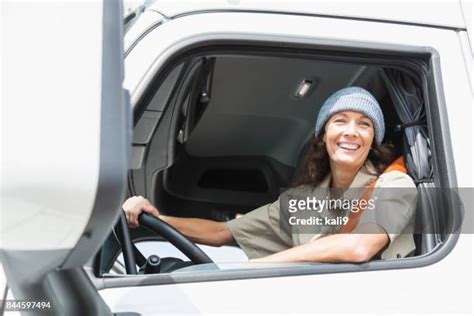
[117,212,213,275]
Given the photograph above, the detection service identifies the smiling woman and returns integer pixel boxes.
[227,87,416,262]
[296,87,396,189]
[325,111,376,173]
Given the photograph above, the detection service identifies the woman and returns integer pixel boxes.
[124,87,417,263]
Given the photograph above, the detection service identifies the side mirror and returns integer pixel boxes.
[1,0,130,312]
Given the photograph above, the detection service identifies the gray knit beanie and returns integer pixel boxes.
[314,86,385,144]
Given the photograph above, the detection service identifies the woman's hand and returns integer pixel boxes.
[122,196,160,228]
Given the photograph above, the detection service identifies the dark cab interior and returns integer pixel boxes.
[95,50,444,276]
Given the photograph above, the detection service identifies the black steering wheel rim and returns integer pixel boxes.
[138,213,213,265]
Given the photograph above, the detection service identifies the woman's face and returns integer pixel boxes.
[324,111,375,170]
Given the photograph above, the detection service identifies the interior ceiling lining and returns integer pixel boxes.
[185,55,372,167]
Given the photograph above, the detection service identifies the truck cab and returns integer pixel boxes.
[1,1,472,315]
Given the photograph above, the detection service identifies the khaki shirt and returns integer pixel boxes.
[227,160,417,260]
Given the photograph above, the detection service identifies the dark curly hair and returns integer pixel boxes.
[294,132,396,188]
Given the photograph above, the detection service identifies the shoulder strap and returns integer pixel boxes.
[384,156,407,174]
[339,156,407,233]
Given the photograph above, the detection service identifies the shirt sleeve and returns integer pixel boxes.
[227,196,293,259]
[357,170,417,247]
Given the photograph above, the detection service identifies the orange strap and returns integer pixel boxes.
[339,156,407,233]
[383,156,407,174]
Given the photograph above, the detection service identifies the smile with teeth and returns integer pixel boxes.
[337,142,361,151]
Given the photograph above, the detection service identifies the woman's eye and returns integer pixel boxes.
[359,121,371,127]
[334,119,346,123]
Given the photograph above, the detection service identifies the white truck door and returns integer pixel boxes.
[1,1,129,314]
[101,9,472,315]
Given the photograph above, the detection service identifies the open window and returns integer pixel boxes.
[93,41,461,286]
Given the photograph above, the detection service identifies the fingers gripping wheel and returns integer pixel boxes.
[138,213,213,265]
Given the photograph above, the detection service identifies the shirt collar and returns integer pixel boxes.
[350,160,378,188]
[319,160,378,189]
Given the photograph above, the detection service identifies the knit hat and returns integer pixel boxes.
[314,87,385,144]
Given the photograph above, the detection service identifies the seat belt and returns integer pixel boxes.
[339,156,407,233]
